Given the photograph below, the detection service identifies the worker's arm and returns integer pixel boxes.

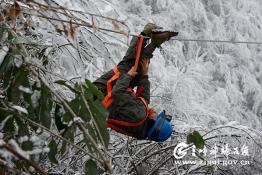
[112,73,132,97]
[112,66,137,100]
[136,75,150,104]
[135,58,150,104]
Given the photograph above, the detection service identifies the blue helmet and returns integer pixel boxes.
[147,111,173,142]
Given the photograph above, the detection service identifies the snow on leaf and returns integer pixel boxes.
[18,86,33,94]
[9,139,29,159]
[0,46,9,66]
[12,105,28,115]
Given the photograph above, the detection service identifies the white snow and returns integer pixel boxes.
[9,139,29,159]
[12,105,28,115]
[18,136,29,143]
[0,46,9,66]
[18,86,33,94]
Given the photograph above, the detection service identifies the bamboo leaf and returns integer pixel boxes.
[88,100,109,148]
[69,97,90,122]
[48,139,58,164]
[22,141,33,151]
[55,104,67,131]
[3,116,15,135]
[63,126,75,142]
[84,159,97,175]
[55,80,79,93]
[38,85,52,129]
[85,79,104,100]
[11,36,37,45]
[16,117,29,137]
[60,141,67,156]
[86,123,98,143]
[187,130,205,150]
[0,50,14,74]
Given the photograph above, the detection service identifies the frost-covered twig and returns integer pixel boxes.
[0,157,22,174]
[203,125,262,149]
[23,12,129,36]
[0,104,99,161]
[147,154,173,175]
[7,27,112,173]
[1,144,47,175]
[32,65,111,171]
[126,138,140,175]
[31,1,128,27]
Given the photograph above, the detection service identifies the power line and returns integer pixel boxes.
[24,12,262,45]
[171,38,262,45]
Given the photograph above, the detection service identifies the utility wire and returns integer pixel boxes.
[24,12,262,45]
[171,38,262,45]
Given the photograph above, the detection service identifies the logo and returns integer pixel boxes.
[173,142,189,159]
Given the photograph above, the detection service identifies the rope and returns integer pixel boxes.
[23,12,262,45]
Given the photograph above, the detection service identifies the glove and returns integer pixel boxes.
[142,23,162,37]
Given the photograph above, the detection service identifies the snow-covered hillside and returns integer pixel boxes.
[35,0,262,174]
[45,0,262,128]
[6,0,261,174]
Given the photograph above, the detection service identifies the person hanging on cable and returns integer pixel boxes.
[93,23,178,141]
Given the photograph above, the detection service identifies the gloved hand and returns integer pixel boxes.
[141,58,149,75]
[142,23,162,37]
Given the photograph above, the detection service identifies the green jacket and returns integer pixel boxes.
[108,73,153,138]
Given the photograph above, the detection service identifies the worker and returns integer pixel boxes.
[94,23,177,141]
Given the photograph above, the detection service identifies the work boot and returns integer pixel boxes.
[142,23,162,37]
[151,29,179,48]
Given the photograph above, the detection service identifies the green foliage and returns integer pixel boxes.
[85,159,97,175]
[10,35,37,45]
[38,85,52,129]
[207,165,214,173]
[88,99,109,148]
[3,115,15,135]
[21,141,33,151]
[55,80,79,93]
[187,130,205,150]
[85,79,104,100]
[0,26,110,174]
[54,104,67,131]
[0,49,14,73]
[16,117,29,136]
[48,139,59,164]
[69,96,90,122]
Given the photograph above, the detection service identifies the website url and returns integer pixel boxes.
[174,160,250,166]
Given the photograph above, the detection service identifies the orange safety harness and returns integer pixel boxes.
[101,35,144,108]
[101,35,152,132]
